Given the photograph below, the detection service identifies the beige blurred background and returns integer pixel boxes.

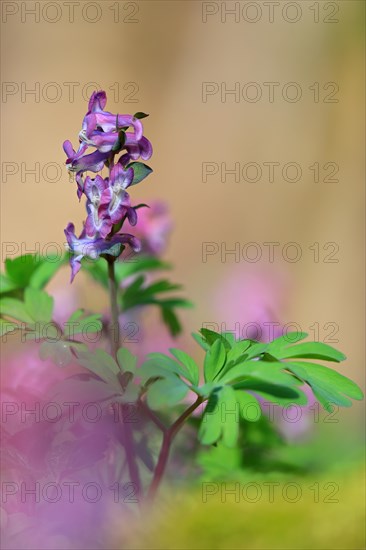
[1,0,364,406]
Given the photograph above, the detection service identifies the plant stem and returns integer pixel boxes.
[107,258,119,357]
[107,257,142,501]
[120,405,142,501]
[139,395,167,433]
[146,396,204,502]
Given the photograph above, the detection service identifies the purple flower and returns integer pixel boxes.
[99,164,137,226]
[63,140,109,173]
[64,222,141,282]
[63,140,109,198]
[79,129,153,162]
[84,175,112,238]
[119,133,153,166]
[83,91,144,140]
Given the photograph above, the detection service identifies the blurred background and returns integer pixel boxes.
[1,1,365,548]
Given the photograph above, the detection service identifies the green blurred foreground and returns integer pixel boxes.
[109,462,364,550]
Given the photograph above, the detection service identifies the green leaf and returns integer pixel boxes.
[274,342,346,362]
[204,339,226,382]
[127,162,153,185]
[199,387,239,447]
[244,342,269,360]
[233,380,307,404]
[39,340,78,368]
[117,348,137,373]
[82,259,109,288]
[254,388,307,406]
[221,332,236,347]
[286,361,364,412]
[139,360,178,384]
[192,332,209,351]
[0,297,34,323]
[76,349,121,387]
[234,391,262,422]
[199,392,222,445]
[169,348,200,385]
[200,328,232,351]
[227,339,252,362]
[102,242,124,258]
[5,255,41,287]
[84,256,170,290]
[143,280,182,295]
[146,377,189,410]
[2,254,66,294]
[122,276,190,310]
[268,331,308,350]
[116,256,171,281]
[143,353,190,381]
[25,323,60,342]
[112,129,126,151]
[133,112,149,119]
[219,360,299,387]
[24,288,54,323]
[0,273,18,294]
[220,386,240,447]
[64,309,103,337]
[161,307,182,337]
[158,298,192,308]
[29,255,66,289]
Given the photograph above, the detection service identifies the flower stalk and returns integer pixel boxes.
[146,396,204,502]
[107,257,120,358]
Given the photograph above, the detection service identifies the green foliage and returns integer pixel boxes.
[121,275,192,336]
[169,348,200,386]
[39,340,87,368]
[75,347,139,402]
[83,255,192,336]
[0,253,66,296]
[133,112,149,120]
[83,255,171,289]
[0,255,104,369]
[204,339,226,382]
[0,288,54,326]
[64,309,103,337]
[286,361,363,412]
[127,162,153,185]
[0,253,67,336]
[141,328,363,447]
[117,347,137,373]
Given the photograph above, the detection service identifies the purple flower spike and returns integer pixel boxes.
[63,90,152,281]
[64,222,141,282]
[99,164,135,225]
